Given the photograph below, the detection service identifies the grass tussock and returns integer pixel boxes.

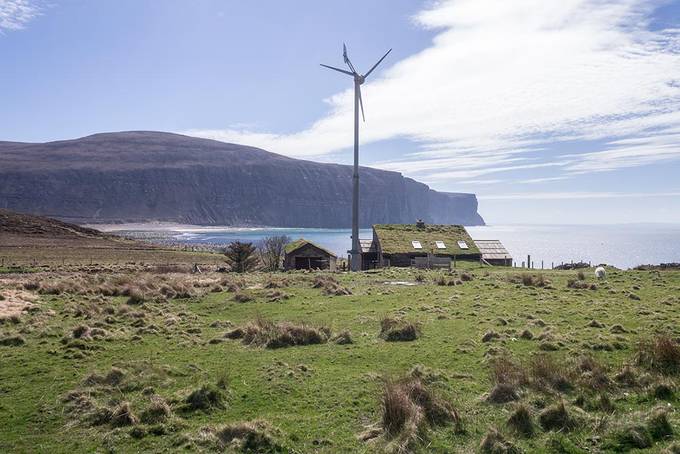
[506,404,535,438]
[635,335,680,375]
[140,396,173,424]
[379,317,421,342]
[0,334,26,346]
[538,401,579,432]
[479,427,521,454]
[605,407,674,451]
[198,420,285,453]
[510,273,551,288]
[225,316,331,349]
[185,384,226,412]
[379,376,462,453]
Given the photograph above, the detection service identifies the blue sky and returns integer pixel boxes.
[2,0,680,224]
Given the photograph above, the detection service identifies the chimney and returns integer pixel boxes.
[416,219,425,229]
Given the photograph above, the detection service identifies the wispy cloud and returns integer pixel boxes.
[0,0,40,32]
[186,0,680,184]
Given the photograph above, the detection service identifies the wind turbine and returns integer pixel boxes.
[321,44,391,272]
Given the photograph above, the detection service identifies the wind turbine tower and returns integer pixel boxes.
[321,44,391,271]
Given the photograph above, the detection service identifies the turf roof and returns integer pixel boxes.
[373,224,479,256]
[284,239,337,257]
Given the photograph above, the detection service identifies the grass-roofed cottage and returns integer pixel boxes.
[283,239,337,271]
[371,221,481,268]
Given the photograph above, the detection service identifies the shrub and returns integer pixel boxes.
[379,317,420,342]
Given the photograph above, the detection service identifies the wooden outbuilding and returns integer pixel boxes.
[371,222,481,268]
[283,239,337,271]
[474,240,512,266]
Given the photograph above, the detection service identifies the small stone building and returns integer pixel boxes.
[283,239,337,271]
[371,222,481,268]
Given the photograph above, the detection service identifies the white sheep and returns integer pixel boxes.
[595,266,606,279]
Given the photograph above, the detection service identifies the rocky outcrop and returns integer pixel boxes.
[0,131,484,227]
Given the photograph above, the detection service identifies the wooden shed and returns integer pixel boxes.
[372,222,481,268]
[474,240,512,266]
[283,239,337,271]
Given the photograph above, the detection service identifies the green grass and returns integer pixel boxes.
[1,265,680,452]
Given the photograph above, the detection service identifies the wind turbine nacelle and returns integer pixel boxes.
[355,74,366,85]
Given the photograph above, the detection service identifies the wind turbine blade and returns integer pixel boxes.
[364,48,392,78]
[358,86,366,122]
[343,42,357,73]
[320,64,354,76]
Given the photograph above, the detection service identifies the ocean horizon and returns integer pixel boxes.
[93,222,680,270]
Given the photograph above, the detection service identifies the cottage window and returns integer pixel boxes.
[411,240,422,249]
[435,241,446,249]
[457,240,469,249]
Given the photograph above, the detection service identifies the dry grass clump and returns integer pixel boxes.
[479,427,521,454]
[510,273,550,288]
[538,401,579,432]
[605,407,674,451]
[232,292,253,303]
[528,354,574,393]
[83,366,126,386]
[263,278,288,289]
[567,278,597,290]
[185,384,226,412]
[379,317,421,342]
[225,316,331,349]
[379,376,462,452]
[140,396,173,424]
[332,329,353,345]
[486,356,526,404]
[635,335,680,375]
[574,355,612,391]
[111,401,139,427]
[506,404,535,438]
[311,274,352,295]
[198,420,284,452]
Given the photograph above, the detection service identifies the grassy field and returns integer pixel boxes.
[1,262,680,453]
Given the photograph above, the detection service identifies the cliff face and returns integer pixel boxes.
[0,131,484,227]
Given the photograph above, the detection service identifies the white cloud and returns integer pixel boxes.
[0,0,39,32]
[186,0,680,184]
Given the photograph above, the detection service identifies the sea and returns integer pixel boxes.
[96,223,680,270]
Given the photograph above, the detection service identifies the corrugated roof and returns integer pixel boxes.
[359,239,376,253]
[373,224,480,256]
[474,240,512,260]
